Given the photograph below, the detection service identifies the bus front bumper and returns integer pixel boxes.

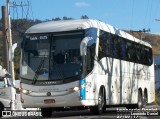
[21,92,97,108]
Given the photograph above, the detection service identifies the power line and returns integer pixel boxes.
[130,28,150,40]
[10,0,29,19]
[148,0,153,28]
[143,0,150,28]
[154,0,160,20]
[9,0,34,20]
[28,0,34,20]
[130,0,135,30]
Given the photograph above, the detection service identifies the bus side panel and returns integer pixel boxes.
[95,57,145,105]
[120,59,139,105]
[94,57,122,105]
[148,64,155,103]
[83,73,99,106]
[137,63,155,104]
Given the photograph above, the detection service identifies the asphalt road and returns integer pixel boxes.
[2,109,160,119]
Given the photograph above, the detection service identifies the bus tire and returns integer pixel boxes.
[137,90,144,109]
[143,90,148,108]
[90,89,105,115]
[41,108,52,117]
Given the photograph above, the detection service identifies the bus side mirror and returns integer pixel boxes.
[80,37,94,56]
[9,41,22,61]
[80,40,87,56]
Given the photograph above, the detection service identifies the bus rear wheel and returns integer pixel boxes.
[41,108,52,117]
[143,91,148,108]
[90,89,105,115]
[137,90,144,109]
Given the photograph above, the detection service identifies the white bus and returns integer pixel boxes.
[19,19,155,117]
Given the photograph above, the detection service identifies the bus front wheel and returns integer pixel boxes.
[90,89,105,115]
[41,108,52,117]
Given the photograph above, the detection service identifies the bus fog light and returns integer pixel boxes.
[73,87,79,91]
[22,89,28,94]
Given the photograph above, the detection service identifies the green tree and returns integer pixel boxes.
[52,17,61,21]
[81,15,89,19]
[63,16,74,20]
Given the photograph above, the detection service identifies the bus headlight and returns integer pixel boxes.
[22,89,27,94]
[73,86,79,91]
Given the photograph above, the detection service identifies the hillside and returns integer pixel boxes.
[126,31,160,55]
[0,19,160,69]
[0,20,160,56]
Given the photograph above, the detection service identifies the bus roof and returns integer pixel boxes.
[25,19,152,47]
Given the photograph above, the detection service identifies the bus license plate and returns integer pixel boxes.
[44,99,55,104]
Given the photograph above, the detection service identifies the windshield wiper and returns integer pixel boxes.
[32,57,45,84]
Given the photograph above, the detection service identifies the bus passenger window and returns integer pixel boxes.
[113,36,118,58]
[87,44,95,71]
[135,44,141,63]
[148,49,153,65]
[121,39,126,60]
[99,30,107,59]
[126,41,131,60]
[98,39,103,60]
[140,46,145,64]
[99,30,113,58]
[117,38,121,59]
[106,34,111,56]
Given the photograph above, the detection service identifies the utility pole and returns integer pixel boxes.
[6,0,15,81]
[2,6,9,71]
[130,28,150,40]
[6,0,15,110]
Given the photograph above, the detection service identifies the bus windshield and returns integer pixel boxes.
[50,32,83,80]
[21,32,84,82]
